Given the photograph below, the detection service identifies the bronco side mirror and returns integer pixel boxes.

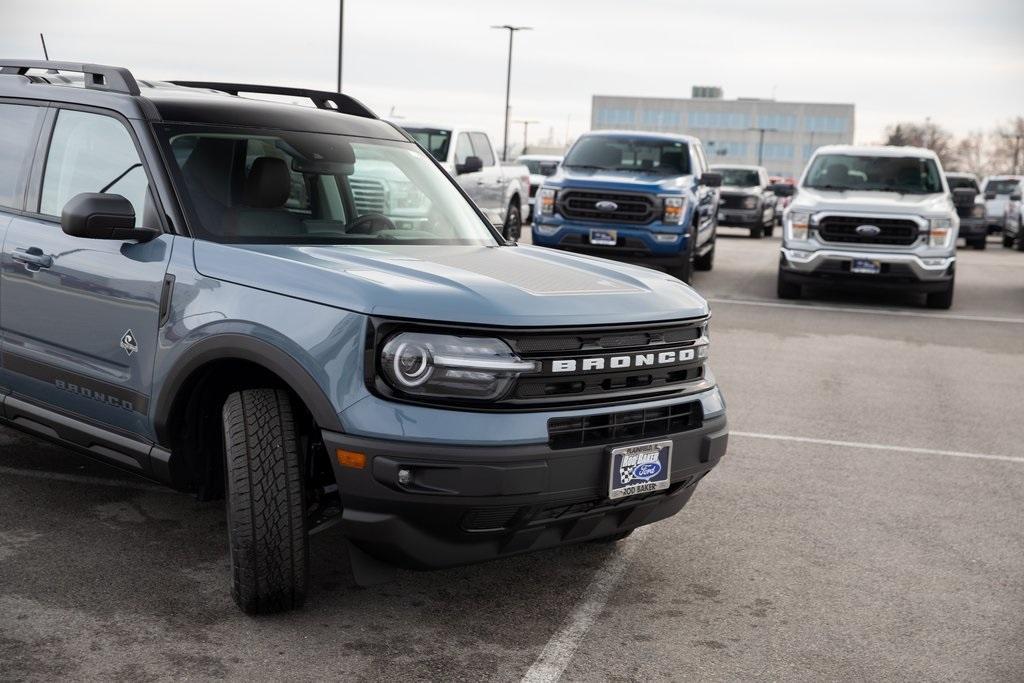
[700,172,722,188]
[61,193,158,242]
[456,156,484,175]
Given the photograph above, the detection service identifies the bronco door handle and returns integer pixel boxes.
[12,247,53,270]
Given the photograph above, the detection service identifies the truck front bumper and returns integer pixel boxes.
[779,247,955,291]
[532,220,689,265]
[717,208,761,226]
[321,413,727,569]
[958,217,988,240]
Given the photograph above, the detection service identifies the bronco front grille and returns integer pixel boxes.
[817,215,920,246]
[559,190,657,224]
[548,401,702,449]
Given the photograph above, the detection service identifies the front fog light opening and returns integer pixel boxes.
[534,224,559,236]
[397,468,413,486]
[654,233,679,242]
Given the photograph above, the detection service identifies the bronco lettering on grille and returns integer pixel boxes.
[549,348,695,373]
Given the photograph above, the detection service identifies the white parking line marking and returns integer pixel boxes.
[707,297,1024,325]
[0,465,173,492]
[732,431,1024,465]
[521,526,651,683]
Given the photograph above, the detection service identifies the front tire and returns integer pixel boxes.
[1003,234,1014,248]
[694,239,715,271]
[223,388,308,615]
[777,271,801,299]
[750,224,763,239]
[503,200,522,241]
[926,279,955,310]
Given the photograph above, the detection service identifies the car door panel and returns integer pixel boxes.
[0,107,172,443]
[452,132,488,211]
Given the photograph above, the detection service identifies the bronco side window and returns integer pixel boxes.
[40,109,149,226]
[0,103,45,210]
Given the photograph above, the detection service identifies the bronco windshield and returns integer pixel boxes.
[804,153,943,194]
[717,168,760,187]
[563,135,690,175]
[160,125,495,245]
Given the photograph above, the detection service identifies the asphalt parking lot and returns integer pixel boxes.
[2,231,1023,682]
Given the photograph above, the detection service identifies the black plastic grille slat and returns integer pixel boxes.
[507,324,701,355]
[559,190,656,224]
[719,193,753,210]
[461,506,520,531]
[817,216,920,246]
[547,400,702,450]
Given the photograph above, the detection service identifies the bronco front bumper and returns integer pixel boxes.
[322,412,727,569]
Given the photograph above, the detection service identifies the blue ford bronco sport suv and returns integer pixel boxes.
[531,131,723,283]
[0,61,728,614]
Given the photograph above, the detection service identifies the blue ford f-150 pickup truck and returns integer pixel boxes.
[531,131,723,282]
[0,61,728,615]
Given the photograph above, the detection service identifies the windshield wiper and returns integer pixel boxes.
[807,184,853,192]
[563,164,606,170]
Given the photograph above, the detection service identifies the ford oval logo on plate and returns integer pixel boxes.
[633,462,662,480]
[855,224,882,237]
[595,200,618,212]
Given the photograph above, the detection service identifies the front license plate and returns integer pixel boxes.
[590,228,617,246]
[851,259,881,275]
[609,440,672,500]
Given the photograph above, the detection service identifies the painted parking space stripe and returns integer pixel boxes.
[707,297,1024,325]
[521,526,652,683]
[731,431,1024,465]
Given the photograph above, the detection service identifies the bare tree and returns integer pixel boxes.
[950,131,988,177]
[884,120,956,167]
[990,116,1024,175]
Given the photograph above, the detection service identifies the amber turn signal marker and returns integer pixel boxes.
[336,449,367,469]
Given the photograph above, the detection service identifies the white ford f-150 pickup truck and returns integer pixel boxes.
[397,123,530,239]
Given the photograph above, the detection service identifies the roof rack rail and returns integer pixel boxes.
[169,81,377,119]
[0,59,140,95]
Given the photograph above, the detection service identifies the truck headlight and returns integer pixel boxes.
[971,204,985,219]
[663,197,686,225]
[537,188,557,216]
[742,196,758,210]
[381,332,538,401]
[928,218,954,248]
[787,211,811,240]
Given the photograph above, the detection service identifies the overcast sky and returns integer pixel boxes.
[4,0,1023,149]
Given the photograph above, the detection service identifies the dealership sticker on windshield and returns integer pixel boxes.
[609,440,672,500]
[590,228,617,246]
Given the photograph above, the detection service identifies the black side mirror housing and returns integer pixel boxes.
[60,193,158,242]
[984,192,996,200]
[456,156,484,175]
[768,183,795,197]
[1011,192,1023,202]
[700,172,723,188]
[951,187,978,207]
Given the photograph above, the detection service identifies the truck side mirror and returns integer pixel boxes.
[951,187,978,207]
[700,172,722,188]
[61,193,158,242]
[456,156,484,175]
[1012,192,1023,202]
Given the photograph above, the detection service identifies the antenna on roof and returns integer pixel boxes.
[39,33,49,60]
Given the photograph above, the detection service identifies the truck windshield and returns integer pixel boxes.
[160,125,496,245]
[717,169,760,187]
[983,179,1021,195]
[402,127,451,162]
[946,176,979,192]
[804,154,943,194]
[563,135,690,175]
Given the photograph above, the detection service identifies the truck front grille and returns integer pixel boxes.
[719,193,753,210]
[559,190,656,224]
[817,215,920,246]
[547,400,702,450]
[350,177,388,215]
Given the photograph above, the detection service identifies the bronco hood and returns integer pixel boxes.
[796,188,952,217]
[192,242,708,326]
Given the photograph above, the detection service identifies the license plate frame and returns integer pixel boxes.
[850,259,882,275]
[589,228,618,246]
[608,440,673,500]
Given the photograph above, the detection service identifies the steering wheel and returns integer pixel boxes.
[346,213,397,235]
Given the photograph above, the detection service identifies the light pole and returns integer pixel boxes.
[515,119,539,156]
[336,0,344,92]
[491,24,532,161]
[749,126,777,165]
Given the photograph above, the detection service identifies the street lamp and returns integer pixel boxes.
[515,119,539,156]
[491,24,532,161]
[336,0,345,92]
[748,126,777,166]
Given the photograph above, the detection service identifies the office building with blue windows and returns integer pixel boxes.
[591,88,855,178]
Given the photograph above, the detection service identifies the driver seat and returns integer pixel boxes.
[226,157,306,238]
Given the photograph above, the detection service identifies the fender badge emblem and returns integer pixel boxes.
[120,330,139,356]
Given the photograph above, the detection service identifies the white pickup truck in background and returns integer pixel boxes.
[396,123,530,239]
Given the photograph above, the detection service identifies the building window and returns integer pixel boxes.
[596,108,636,126]
[688,111,747,129]
[762,143,794,160]
[643,109,681,129]
[757,114,796,131]
[804,116,848,133]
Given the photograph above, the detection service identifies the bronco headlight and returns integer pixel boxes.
[971,204,985,219]
[928,218,954,248]
[381,332,538,401]
[787,211,811,240]
[742,196,758,210]
[537,187,557,216]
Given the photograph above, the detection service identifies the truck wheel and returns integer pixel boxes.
[973,238,987,250]
[222,388,308,615]
[503,201,522,241]
[764,224,775,238]
[1016,233,1024,252]
[926,279,954,309]
[1003,234,1014,248]
[777,271,801,299]
[669,253,693,283]
[750,225,763,239]
[694,239,715,271]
